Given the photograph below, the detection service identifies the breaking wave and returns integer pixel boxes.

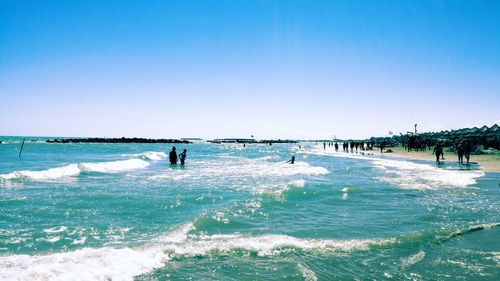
[149,158,329,182]
[3,220,495,280]
[0,223,394,281]
[0,159,150,182]
[302,147,484,190]
[122,151,167,161]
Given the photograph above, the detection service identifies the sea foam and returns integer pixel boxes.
[123,151,167,161]
[302,147,484,190]
[0,159,150,182]
[149,157,329,181]
[0,223,395,281]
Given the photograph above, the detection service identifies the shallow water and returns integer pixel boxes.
[0,138,499,280]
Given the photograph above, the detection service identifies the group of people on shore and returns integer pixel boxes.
[322,141,375,153]
[432,140,473,165]
[168,147,187,165]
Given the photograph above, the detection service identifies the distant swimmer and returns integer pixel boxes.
[169,146,178,164]
[433,143,443,164]
[286,156,295,164]
[179,149,187,165]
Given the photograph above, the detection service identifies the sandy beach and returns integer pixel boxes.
[371,146,500,173]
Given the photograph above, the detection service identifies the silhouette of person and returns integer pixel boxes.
[464,141,472,163]
[457,141,465,165]
[169,147,178,164]
[179,149,187,165]
[334,142,339,152]
[286,156,295,164]
[323,142,326,150]
[433,143,443,164]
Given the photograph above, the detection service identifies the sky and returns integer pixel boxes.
[1,0,499,139]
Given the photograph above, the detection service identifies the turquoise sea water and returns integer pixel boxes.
[0,137,499,280]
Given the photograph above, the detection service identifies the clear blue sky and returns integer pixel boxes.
[1,0,499,139]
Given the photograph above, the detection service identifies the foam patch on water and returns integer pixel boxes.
[302,146,484,190]
[0,246,166,281]
[155,223,395,257]
[0,159,150,182]
[297,263,318,281]
[0,223,395,280]
[123,151,167,161]
[78,159,150,173]
[152,161,327,181]
[253,179,306,198]
[401,251,425,267]
[43,226,68,234]
[373,159,484,190]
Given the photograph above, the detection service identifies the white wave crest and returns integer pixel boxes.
[0,159,150,182]
[168,233,394,256]
[124,151,167,161]
[373,159,484,190]
[155,223,394,257]
[302,146,484,190]
[253,179,306,198]
[149,159,329,182]
[0,223,395,281]
[0,164,81,181]
[43,226,68,234]
[78,159,150,173]
[0,246,166,281]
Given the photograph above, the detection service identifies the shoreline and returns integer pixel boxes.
[370,146,500,173]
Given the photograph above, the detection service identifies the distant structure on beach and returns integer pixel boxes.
[368,124,500,153]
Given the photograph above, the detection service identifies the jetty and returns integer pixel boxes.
[46,137,192,144]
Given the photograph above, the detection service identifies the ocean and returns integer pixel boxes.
[0,137,499,280]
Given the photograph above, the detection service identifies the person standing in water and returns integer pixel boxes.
[169,147,178,164]
[464,140,473,163]
[179,149,187,165]
[433,143,443,164]
[286,156,295,164]
[456,141,465,165]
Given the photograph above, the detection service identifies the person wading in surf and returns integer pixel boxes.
[169,147,178,164]
[179,149,187,165]
[433,143,444,164]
